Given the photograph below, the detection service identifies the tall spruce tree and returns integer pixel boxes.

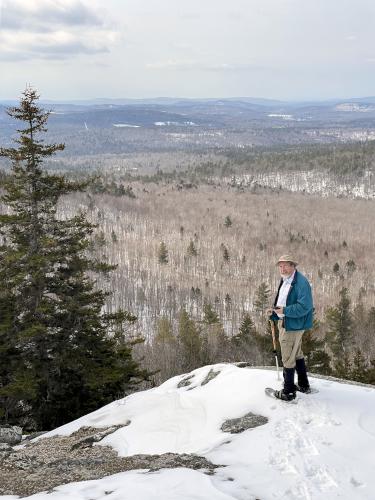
[178,309,202,371]
[254,282,271,318]
[0,88,148,430]
[302,320,332,375]
[201,301,227,364]
[232,313,257,345]
[231,313,261,364]
[350,348,369,383]
[187,240,198,257]
[325,287,354,360]
[158,241,169,264]
[203,302,220,324]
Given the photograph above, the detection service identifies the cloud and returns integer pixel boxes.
[146,59,200,70]
[1,0,103,30]
[0,0,119,60]
[146,60,262,72]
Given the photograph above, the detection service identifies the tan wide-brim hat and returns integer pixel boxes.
[276,254,298,266]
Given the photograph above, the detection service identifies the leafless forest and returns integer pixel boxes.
[3,105,375,383]
[57,170,375,382]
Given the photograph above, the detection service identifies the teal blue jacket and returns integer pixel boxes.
[271,270,313,331]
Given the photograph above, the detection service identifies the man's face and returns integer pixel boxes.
[278,261,295,278]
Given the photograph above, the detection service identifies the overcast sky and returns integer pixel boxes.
[1,0,375,101]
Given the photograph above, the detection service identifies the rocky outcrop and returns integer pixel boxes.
[177,374,195,388]
[0,425,22,445]
[0,426,222,497]
[221,412,268,433]
[177,368,221,389]
[201,368,220,386]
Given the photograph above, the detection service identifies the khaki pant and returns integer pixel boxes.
[278,323,304,369]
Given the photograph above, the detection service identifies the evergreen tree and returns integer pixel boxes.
[350,348,369,383]
[254,282,271,318]
[365,307,375,345]
[333,263,340,274]
[0,88,148,429]
[187,240,198,257]
[158,241,169,264]
[222,245,230,262]
[177,310,201,371]
[155,316,175,344]
[346,259,356,276]
[224,216,232,227]
[233,313,257,344]
[365,359,375,385]
[0,291,35,423]
[203,302,220,324]
[353,301,367,350]
[224,293,232,313]
[254,320,278,367]
[153,316,177,383]
[325,287,354,359]
[333,352,352,380]
[302,320,332,375]
[201,302,227,364]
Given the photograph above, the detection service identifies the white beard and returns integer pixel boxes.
[281,273,292,279]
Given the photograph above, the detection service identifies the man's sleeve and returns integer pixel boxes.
[284,280,313,318]
[270,311,279,321]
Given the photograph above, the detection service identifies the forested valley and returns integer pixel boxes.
[1,90,375,432]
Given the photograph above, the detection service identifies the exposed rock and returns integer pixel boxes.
[0,425,22,445]
[177,374,195,388]
[22,431,48,442]
[71,424,127,450]
[201,368,220,386]
[0,426,222,497]
[0,443,12,459]
[235,362,252,368]
[221,412,268,434]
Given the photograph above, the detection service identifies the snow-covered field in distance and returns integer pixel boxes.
[228,171,375,199]
[3,365,375,500]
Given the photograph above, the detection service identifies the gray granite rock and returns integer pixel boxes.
[201,368,220,386]
[0,425,22,445]
[221,412,268,433]
[177,374,195,388]
[0,426,222,497]
[22,431,48,442]
[0,442,12,458]
[71,424,127,450]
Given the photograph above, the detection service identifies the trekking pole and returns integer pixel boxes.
[269,320,280,380]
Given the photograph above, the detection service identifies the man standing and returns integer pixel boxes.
[267,255,313,401]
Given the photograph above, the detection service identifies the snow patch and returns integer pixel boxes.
[11,365,375,500]
[113,123,140,128]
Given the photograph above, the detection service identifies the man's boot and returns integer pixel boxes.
[295,358,311,393]
[275,368,296,401]
[283,366,298,392]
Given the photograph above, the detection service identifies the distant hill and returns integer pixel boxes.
[2,96,375,155]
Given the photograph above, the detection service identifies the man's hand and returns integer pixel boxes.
[274,307,284,314]
[266,308,274,317]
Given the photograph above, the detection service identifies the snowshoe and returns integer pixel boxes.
[296,385,318,394]
[265,387,297,403]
